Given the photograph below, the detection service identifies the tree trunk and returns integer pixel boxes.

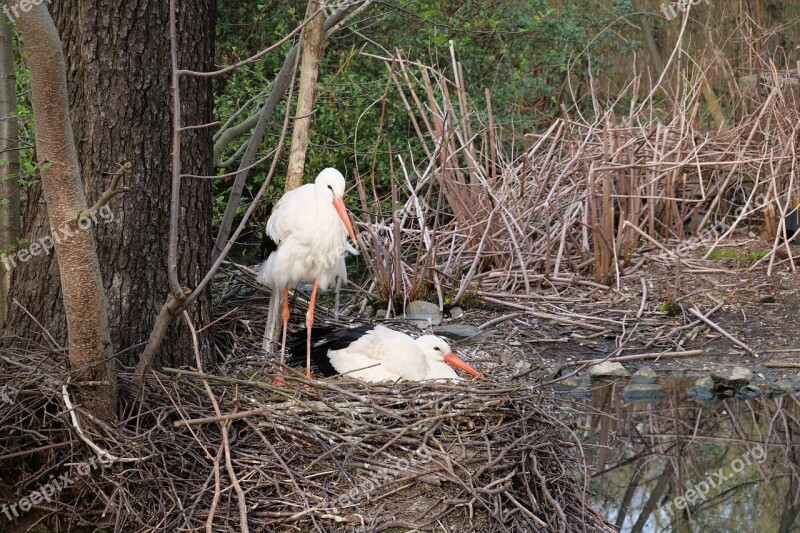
[212,3,357,258]
[285,0,325,192]
[15,3,116,421]
[5,0,215,371]
[630,0,663,74]
[0,17,20,330]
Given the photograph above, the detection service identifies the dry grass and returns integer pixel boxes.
[350,48,800,315]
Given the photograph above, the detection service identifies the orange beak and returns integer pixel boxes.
[444,352,483,378]
[332,196,357,244]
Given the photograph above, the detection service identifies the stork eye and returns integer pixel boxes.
[327,184,334,193]
[434,347,442,352]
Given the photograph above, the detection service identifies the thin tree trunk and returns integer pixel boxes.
[15,3,116,421]
[614,459,644,529]
[212,4,355,258]
[6,0,215,371]
[700,78,728,131]
[261,0,326,351]
[779,421,800,532]
[284,0,325,192]
[0,17,20,331]
[631,461,674,533]
[631,0,664,74]
[778,491,800,533]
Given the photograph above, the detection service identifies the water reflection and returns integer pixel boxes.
[567,378,800,532]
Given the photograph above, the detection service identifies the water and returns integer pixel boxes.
[567,378,800,532]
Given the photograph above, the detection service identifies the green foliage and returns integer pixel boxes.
[9,28,35,190]
[212,0,636,237]
[707,248,768,262]
[655,300,680,315]
[6,1,642,266]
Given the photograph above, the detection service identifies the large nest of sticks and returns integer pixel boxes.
[0,349,610,532]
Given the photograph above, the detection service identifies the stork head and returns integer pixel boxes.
[315,167,356,243]
[416,335,483,378]
[316,167,346,199]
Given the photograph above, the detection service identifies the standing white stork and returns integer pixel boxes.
[287,324,484,382]
[258,167,357,378]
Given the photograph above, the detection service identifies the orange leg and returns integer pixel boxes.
[305,279,319,379]
[279,286,290,364]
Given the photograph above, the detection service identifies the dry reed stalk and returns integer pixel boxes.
[346,45,800,334]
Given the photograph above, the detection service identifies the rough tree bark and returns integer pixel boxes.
[14,3,116,421]
[0,17,20,330]
[5,0,215,370]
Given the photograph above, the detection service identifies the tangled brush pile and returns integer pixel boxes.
[0,350,611,532]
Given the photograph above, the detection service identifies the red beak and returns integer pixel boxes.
[444,352,483,378]
[332,197,357,244]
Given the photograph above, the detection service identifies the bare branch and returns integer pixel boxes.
[133,290,186,391]
[213,112,259,166]
[217,139,250,169]
[177,6,326,78]
[79,161,131,219]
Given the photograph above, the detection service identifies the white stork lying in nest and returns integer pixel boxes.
[286,324,483,382]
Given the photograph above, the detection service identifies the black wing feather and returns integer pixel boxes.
[260,204,278,262]
[260,231,278,262]
[286,325,377,377]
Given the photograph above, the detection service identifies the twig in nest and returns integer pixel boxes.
[61,384,138,463]
[184,310,250,533]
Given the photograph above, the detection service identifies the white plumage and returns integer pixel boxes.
[292,325,483,382]
[258,168,357,378]
[257,168,355,291]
